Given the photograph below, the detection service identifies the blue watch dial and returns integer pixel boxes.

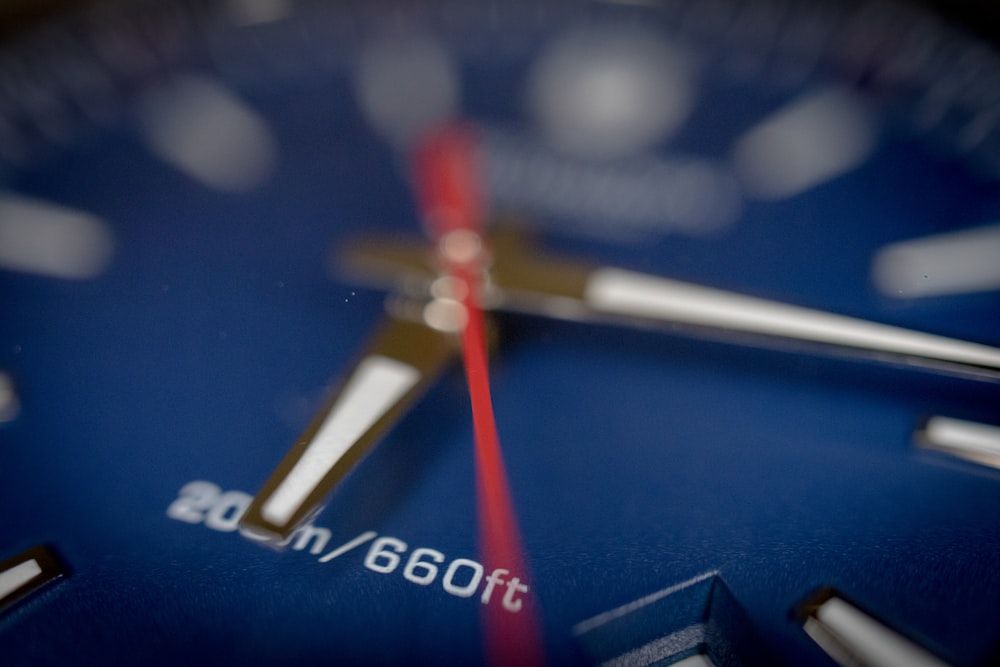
[1,1,999,665]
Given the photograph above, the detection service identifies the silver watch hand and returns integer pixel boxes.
[341,228,1000,380]
[581,266,1000,375]
[240,314,456,544]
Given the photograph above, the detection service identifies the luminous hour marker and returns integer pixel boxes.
[872,223,1000,298]
[918,416,1000,469]
[136,75,275,192]
[528,25,693,158]
[731,86,876,200]
[0,546,67,614]
[355,35,458,146]
[240,316,456,543]
[0,194,114,280]
[0,371,19,423]
[799,592,948,667]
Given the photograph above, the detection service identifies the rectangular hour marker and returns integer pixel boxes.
[872,223,1000,298]
[261,355,421,525]
[731,86,875,201]
[136,76,275,192]
[0,561,41,599]
[0,195,113,279]
[918,416,1000,469]
[799,591,948,667]
[0,545,67,614]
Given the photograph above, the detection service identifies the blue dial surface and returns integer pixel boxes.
[1,1,999,665]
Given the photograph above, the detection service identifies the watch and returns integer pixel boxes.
[1,0,999,665]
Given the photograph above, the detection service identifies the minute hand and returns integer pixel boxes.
[479,230,1000,379]
[340,232,1000,379]
[580,267,1000,375]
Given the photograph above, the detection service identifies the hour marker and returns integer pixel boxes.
[872,223,1000,298]
[799,592,948,667]
[528,26,693,158]
[240,316,456,543]
[136,75,275,192]
[731,86,876,200]
[0,195,114,280]
[0,561,41,601]
[0,371,20,423]
[355,35,458,146]
[918,416,1000,469]
[0,546,67,614]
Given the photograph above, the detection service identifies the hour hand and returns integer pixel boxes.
[342,227,1000,381]
[240,314,456,545]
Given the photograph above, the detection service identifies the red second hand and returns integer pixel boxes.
[412,124,546,667]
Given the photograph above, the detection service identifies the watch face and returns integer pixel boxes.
[1,0,999,665]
